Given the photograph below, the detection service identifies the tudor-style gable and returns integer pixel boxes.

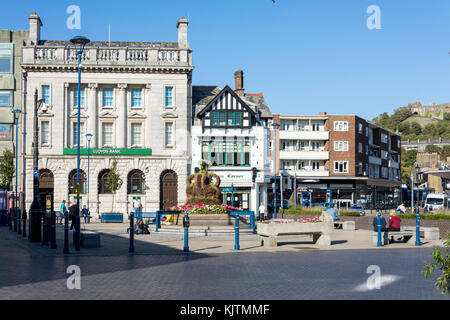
[197,85,257,129]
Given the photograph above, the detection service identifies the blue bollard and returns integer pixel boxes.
[18,208,22,235]
[129,212,135,253]
[250,212,255,232]
[75,214,80,251]
[13,207,17,232]
[235,213,240,251]
[183,212,190,252]
[416,212,421,246]
[64,212,69,254]
[377,212,382,247]
[155,211,160,232]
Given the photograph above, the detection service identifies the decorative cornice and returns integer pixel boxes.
[160,111,178,119]
[21,64,194,74]
[99,111,118,118]
[117,83,128,90]
[88,83,98,89]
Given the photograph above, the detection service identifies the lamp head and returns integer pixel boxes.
[70,36,90,53]
[86,133,93,142]
[11,108,22,116]
[271,122,280,127]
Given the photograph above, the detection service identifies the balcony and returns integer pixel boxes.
[279,130,329,141]
[280,150,329,160]
[22,45,192,68]
[369,156,382,165]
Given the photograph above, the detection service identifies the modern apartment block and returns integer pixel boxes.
[270,113,402,208]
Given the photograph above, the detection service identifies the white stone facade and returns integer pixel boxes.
[21,17,193,216]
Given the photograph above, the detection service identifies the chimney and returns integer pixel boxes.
[234,70,244,96]
[28,12,43,45]
[177,17,189,49]
[319,112,327,116]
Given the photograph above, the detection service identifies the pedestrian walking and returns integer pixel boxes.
[68,203,77,231]
[59,200,68,225]
[258,202,267,221]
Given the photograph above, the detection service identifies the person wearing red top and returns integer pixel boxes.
[388,210,401,231]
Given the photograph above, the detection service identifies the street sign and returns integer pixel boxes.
[222,188,234,192]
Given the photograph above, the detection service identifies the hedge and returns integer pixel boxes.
[279,209,323,215]
[398,214,450,221]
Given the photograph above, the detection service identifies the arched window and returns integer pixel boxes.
[68,169,87,194]
[98,169,112,194]
[127,170,145,194]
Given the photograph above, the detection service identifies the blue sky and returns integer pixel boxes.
[2,0,450,120]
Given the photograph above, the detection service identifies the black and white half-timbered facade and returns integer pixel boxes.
[191,82,272,212]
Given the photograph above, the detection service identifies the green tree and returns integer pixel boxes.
[0,149,14,191]
[105,159,123,212]
[424,124,437,137]
[425,144,442,154]
[401,165,412,182]
[440,145,450,161]
[444,113,450,121]
[390,107,413,129]
[398,122,410,135]
[423,235,450,295]
[401,148,418,168]
[409,122,422,136]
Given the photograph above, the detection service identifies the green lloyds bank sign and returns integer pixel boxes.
[63,148,152,156]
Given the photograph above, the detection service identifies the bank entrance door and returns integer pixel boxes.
[38,169,54,212]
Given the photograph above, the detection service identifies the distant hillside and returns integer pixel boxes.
[372,104,450,141]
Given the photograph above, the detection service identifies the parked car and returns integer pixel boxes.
[268,199,289,212]
[349,204,365,216]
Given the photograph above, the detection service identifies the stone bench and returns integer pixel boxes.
[372,230,416,246]
[257,218,333,248]
[401,226,440,240]
[80,232,101,248]
[334,221,355,231]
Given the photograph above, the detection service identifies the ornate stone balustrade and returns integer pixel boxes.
[24,45,192,67]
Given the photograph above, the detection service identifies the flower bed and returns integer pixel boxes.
[261,217,320,224]
[170,203,240,215]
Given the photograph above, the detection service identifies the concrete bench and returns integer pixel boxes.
[334,221,355,231]
[257,219,333,248]
[401,226,440,240]
[80,232,101,248]
[372,230,416,246]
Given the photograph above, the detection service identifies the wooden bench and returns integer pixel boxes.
[333,221,355,231]
[101,213,123,223]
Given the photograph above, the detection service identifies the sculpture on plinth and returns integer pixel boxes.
[186,162,221,205]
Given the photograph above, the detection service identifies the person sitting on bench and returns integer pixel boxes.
[135,218,150,234]
[387,209,401,232]
[327,204,339,221]
[372,214,387,232]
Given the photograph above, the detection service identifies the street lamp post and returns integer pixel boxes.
[271,122,280,219]
[30,90,45,242]
[86,133,92,215]
[70,35,90,251]
[11,108,22,234]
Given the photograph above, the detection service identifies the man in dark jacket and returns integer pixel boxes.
[372,214,387,232]
[68,203,78,231]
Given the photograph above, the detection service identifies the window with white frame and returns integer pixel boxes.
[165,87,173,107]
[358,123,363,133]
[312,123,320,131]
[359,162,363,175]
[0,91,12,107]
[131,123,142,147]
[312,161,320,171]
[102,88,114,107]
[282,161,290,170]
[366,127,369,137]
[381,167,388,178]
[334,121,348,131]
[41,121,50,145]
[131,88,142,107]
[381,150,388,160]
[297,141,306,151]
[334,141,348,151]
[102,123,113,146]
[311,142,321,151]
[334,161,348,173]
[298,161,306,170]
[73,88,85,107]
[359,142,363,153]
[42,85,50,105]
[72,122,85,146]
[297,122,306,131]
[281,141,290,151]
[165,122,174,146]
[281,122,290,131]
[381,133,388,144]
[0,45,13,73]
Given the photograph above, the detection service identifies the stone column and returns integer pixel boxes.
[117,84,127,148]
[64,83,70,148]
[88,83,98,148]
